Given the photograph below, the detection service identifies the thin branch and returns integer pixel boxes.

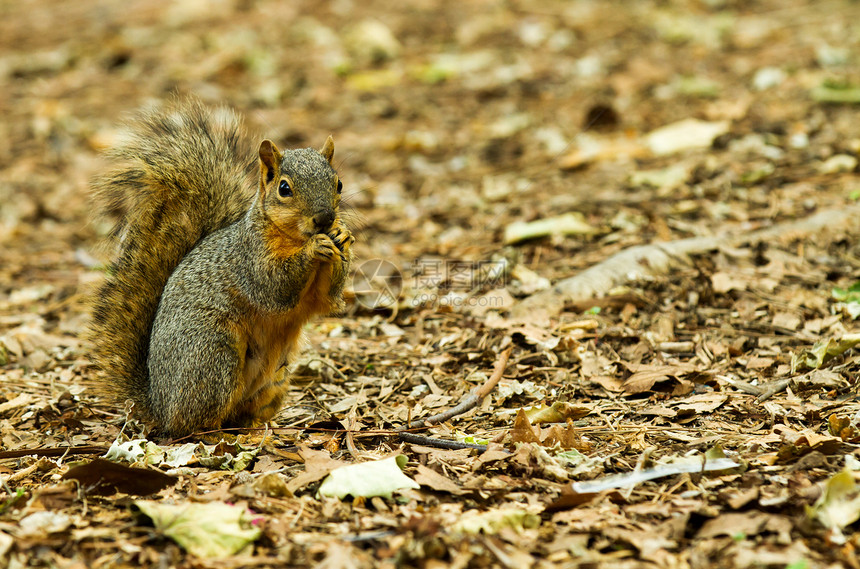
[398,432,490,451]
[513,205,860,319]
[0,446,107,460]
[715,375,764,396]
[406,345,513,431]
[395,346,513,452]
[756,378,792,403]
[17,348,515,458]
[304,358,348,380]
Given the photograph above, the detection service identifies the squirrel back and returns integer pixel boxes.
[90,99,257,417]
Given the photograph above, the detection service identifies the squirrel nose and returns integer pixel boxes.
[313,211,335,233]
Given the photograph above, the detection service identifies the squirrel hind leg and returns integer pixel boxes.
[148,331,247,438]
[224,368,291,429]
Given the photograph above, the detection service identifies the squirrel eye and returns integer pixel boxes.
[336,180,343,194]
[278,180,292,197]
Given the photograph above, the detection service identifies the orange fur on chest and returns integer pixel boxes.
[227,307,302,409]
[296,261,336,319]
[229,262,336,402]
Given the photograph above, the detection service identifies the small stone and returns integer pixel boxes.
[816,44,850,67]
[646,119,729,156]
[752,67,786,91]
[344,19,401,66]
[374,181,405,208]
[533,127,568,155]
[489,113,531,138]
[819,154,857,174]
[789,132,809,149]
[629,163,691,191]
[518,19,551,46]
[402,130,438,152]
[574,54,603,78]
[509,264,550,296]
[481,175,516,201]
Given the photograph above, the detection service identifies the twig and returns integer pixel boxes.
[407,346,513,430]
[345,404,370,460]
[513,205,860,319]
[657,341,695,354]
[3,460,41,484]
[398,432,490,451]
[756,378,792,403]
[304,358,348,380]
[14,348,514,459]
[0,446,107,460]
[342,530,398,542]
[397,346,513,451]
[715,375,764,396]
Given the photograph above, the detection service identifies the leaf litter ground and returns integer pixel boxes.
[3,0,860,567]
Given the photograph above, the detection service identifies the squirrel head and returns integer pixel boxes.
[257,137,341,239]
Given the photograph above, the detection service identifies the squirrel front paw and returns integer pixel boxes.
[311,234,340,262]
[328,223,355,254]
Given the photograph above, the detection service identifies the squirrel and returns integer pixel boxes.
[89,98,354,438]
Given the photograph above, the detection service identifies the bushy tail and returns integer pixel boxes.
[89,98,257,416]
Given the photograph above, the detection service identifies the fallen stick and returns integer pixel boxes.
[407,345,513,430]
[21,349,515,458]
[512,205,860,319]
[0,446,107,460]
[398,432,490,451]
[756,378,792,403]
[397,345,513,451]
[715,374,764,396]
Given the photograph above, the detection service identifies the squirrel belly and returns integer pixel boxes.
[89,99,353,438]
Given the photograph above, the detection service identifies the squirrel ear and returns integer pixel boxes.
[259,140,282,185]
[320,135,335,165]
